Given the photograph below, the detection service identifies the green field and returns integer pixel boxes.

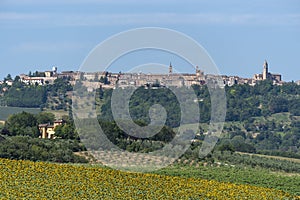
[155,163,300,196]
[0,106,40,121]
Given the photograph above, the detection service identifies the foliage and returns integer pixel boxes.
[4,85,47,108]
[45,78,73,111]
[54,117,79,140]
[47,78,73,94]
[36,112,55,124]
[96,82,300,158]
[4,111,39,137]
[0,136,87,163]
[0,77,72,111]
[179,139,300,173]
[99,81,300,125]
[2,112,63,137]
[225,80,300,120]
[96,120,175,152]
[0,158,297,199]
[99,87,182,128]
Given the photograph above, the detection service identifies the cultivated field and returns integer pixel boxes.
[0,106,40,121]
[0,158,298,199]
[237,151,300,164]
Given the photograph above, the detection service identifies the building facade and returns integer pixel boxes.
[253,60,282,84]
[38,120,64,139]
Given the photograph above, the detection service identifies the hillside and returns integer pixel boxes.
[0,78,299,199]
[96,81,300,159]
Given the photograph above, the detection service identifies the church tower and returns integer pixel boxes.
[169,62,173,75]
[196,66,200,76]
[263,60,268,80]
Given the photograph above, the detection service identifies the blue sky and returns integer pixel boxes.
[0,0,299,81]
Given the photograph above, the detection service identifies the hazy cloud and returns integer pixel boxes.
[1,12,299,27]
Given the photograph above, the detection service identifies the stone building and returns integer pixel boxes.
[253,60,282,84]
[38,119,64,139]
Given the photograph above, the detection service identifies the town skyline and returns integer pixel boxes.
[2,60,296,88]
[0,58,291,78]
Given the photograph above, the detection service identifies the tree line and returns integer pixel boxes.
[98,80,300,124]
[0,76,72,108]
[0,111,85,163]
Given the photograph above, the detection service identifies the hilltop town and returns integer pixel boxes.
[0,59,299,196]
[1,60,298,89]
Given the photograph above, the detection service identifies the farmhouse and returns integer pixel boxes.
[38,119,64,139]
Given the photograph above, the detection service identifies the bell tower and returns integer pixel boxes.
[263,60,268,80]
[169,62,173,75]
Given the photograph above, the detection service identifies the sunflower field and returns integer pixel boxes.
[0,158,298,199]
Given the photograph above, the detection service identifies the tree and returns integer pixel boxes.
[14,76,20,82]
[12,76,23,88]
[5,85,47,107]
[217,140,235,153]
[36,112,55,124]
[100,76,109,84]
[4,74,12,82]
[54,120,77,140]
[5,112,39,137]
[0,136,88,163]
[269,97,288,114]
[289,99,300,116]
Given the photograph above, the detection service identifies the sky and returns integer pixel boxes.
[0,0,299,81]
